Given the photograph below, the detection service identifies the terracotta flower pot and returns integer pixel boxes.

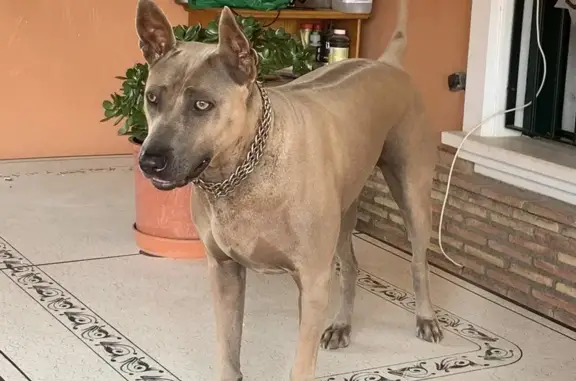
[132,141,205,259]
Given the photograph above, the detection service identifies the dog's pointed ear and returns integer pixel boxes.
[136,0,176,64]
[217,7,257,84]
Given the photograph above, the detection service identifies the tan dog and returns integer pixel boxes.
[135,0,440,379]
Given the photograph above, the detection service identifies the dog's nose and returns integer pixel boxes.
[139,151,168,175]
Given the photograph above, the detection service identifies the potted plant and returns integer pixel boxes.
[101,14,315,259]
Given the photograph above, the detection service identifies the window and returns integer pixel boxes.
[506,0,575,144]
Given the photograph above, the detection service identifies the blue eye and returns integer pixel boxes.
[194,100,213,111]
[146,92,158,104]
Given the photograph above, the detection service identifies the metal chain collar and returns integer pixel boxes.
[192,83,273,198]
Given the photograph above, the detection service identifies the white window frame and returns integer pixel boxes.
[461,0,520,137]
[442,0,576,205]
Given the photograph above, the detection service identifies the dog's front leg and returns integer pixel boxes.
[208,256,246,381]
[291,268,332,381]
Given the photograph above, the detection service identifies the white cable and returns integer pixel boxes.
[438,0,548,268]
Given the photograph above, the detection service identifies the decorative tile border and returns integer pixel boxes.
[0,238,181,381]
[1,236,521,381]
[316,270,522,381]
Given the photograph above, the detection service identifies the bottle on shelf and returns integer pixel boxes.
[299,23,314,48]
[310,24,323,63]
[328,29,350,64]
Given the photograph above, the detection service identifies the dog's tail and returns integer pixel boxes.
[379,0,408,68]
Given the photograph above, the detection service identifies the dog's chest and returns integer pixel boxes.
[209,207,296,274]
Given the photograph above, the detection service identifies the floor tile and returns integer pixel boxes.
[1,161,574,380]
[2,234,572,380]
[0,272,122,381]
[0,159,137,265]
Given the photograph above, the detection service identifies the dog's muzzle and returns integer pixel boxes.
[148,156,211,191]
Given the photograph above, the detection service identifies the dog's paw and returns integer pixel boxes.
[416,316,443,343]
[320,323,351,350]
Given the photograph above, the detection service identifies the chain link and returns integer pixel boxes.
[192,83,273,198]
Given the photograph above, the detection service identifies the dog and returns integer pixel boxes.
[135,0,440,379]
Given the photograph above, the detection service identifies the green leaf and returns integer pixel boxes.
[113,115,125,126]
[104,108,116,118]
[173,25,186,40]
[117,121,130,135]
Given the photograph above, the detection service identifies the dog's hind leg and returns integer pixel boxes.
[377,116,442,343]
[320,201,359,350]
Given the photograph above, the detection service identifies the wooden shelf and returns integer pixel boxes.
[188,8,370,20]
[186,7,369,59]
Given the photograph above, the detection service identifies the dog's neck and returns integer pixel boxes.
[199,83,264,184]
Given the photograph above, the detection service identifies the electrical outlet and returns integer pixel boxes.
[448,72,466,92]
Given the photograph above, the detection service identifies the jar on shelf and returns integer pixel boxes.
[328,29,350,63]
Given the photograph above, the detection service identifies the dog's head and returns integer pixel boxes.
[135,0,259,190]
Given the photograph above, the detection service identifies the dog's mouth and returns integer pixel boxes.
[149,157,211,191]
[189,157,212,180]
[150,178,182,191]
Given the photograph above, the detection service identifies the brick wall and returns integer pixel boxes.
[357,145,576,329]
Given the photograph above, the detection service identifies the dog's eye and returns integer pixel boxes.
[194,100,213,111]
[146,92,158,104]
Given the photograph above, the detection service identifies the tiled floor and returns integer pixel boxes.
[1,158,575,381]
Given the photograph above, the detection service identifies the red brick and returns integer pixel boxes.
[487,240,532,265]
[388,213,405,226]
[447,223,488,246]
[429,250,485,275]
[486,268,531,294]
[435,166,489,194]
[523,199,576,226]
[431,203,464,222]
[372,167,384,180]
[533,228,576,254]
[508,234,552,258]
[447,196,488,218]
[561,226,576,240]
[431,189,446,203]
[374,196,399,211]
[532,289,576,316]
[467,193,514,217]
[558,252,576,268]
[357,211,371,223]
[488,212,535,235]
[464,270,509,296]
[434,233,464,250]
[510,263,553,287]
[465,218,509,240]
[432,179,470,201]
[479,181,544,209]
[512,209,560,232]
[374,220,406,236]
[556,283,576,299]
[359,201,388,219]
[365,179,389,194]
[534,259,576,284]
[553,309,576,328]
[479,187,525,209]
[507,289,554,318]
[437,149,474,174]
[357,222,410,253]
[360,187,378,201]
[464,244,506,268]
